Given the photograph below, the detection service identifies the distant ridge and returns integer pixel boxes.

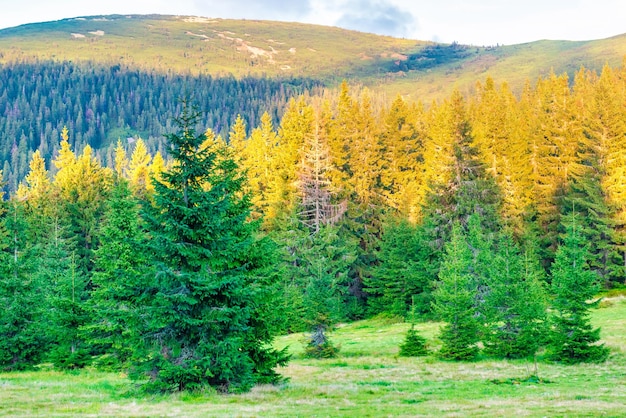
[1,14,625,100]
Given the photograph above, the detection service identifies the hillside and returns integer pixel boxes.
[2,15,626,100]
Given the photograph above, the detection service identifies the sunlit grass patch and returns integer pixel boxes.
[0,302,624,416]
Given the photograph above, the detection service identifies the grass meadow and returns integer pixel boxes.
[1,297,625,417]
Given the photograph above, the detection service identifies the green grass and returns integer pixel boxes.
[1,15,625,102]
[2,299,625,416]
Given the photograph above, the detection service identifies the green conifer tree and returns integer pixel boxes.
[86,178,146,367]
[548,214,609,363]
[367,218,434,316]
[398,298,429,357]
[432,222,480,361]
[482,232,548,358]
[0,199,48,370]
[131,102,286,393]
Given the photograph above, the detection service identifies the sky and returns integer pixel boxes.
[0,0,625,46]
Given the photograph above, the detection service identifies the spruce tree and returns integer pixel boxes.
[299,226,355,358]
[398,298,429,357]
[548,215,609,363]
[482,232,548,358]
[0,199,47,370]
[419,90,502,285]
[560,172,621,286]
[131,102,286,393]
[367,218,434,316]
[86,178,145,367]
[432,222,480,361]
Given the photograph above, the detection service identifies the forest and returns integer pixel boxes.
[1,58,624,393]
[0,60,318,193]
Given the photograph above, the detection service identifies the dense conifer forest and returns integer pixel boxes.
[0,60,318,193]
[1,54,623,390]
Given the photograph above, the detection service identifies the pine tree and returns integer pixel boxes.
[46,250,92,369]
[548,214,609,363]
[560,172,621,286]
[113,139,128,178]
[131,102,286,393]
[529,71,590,269]
[297,226,356,358]
[378,95,425,220]
[432,222,480,361]
[418,90,502,285]
[241,111,278,223]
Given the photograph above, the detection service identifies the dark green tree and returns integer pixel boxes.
[299,226,355,358]
[432,222,480,361]
[419,91,502,287]
[86,178,146,368]
[367,218,434,316]
[130,102,287,393]
[0,199,47,370]
[560,173,622,286]
[548,215,609,363]
[482,232,548,358]
[398,298,429,357]
[46,251,91,370]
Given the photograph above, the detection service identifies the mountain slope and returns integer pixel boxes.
[2,15,625,101]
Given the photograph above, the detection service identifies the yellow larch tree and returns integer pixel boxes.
[378,95,425,220]
[128,138,152,196]
[239,111,278,223]
[113,139,129,178]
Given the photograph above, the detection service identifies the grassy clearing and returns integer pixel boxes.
[2,300,625,417]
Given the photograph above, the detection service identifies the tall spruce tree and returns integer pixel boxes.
[87,178,146,367]
[548,214,609,363]
[419,90,502,286]
[0,199,48,370]
[131,102,286,393]
[482,232,548,358]
[432,222,480,361]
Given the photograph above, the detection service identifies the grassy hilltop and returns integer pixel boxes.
[1,14,626,101]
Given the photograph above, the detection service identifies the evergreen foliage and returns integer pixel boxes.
[282,225,355,356]
[482,232,548,358]
[548,215,609,363]
[432,223,480,361]
[86,178,146,367]
[367,219,433,316]
[0,200,47,370]
[0,60,317,194]
[398,300,429,357]
[2,59,626,372]
[129,102,285,393]
[399,326,429,357]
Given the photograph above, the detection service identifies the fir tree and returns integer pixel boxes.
[86,178,146,367]
[131,102,286,393]
[548,214,609,363]
[0,199,48,370]
[398,298,429,357]
[432,222,480,361]
[482,232,548,358]
[367,218,434,316]
[560,172,622,286]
